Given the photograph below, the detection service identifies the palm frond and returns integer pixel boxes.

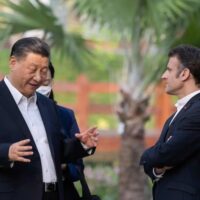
[0,0,91,67]
[74,0,200,91]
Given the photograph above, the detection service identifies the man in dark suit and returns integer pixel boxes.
[0,37,98,200]
[140,45,200,200]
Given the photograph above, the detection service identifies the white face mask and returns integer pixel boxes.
[36,85,52,97]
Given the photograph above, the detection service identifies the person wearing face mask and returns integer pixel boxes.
[37,62,84,200]
[36,65,53,98]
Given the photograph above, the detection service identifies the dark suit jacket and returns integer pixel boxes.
[58,105,84,181]
[140,93,200,200]
[0,80,90,200]
[57,105,84,200]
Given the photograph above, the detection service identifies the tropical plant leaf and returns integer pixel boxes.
[73,0,200,90]
[0,0,91,67]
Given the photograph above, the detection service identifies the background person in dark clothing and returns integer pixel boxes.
[37,62,84,200]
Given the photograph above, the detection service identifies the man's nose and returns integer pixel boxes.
[33,71,42,82]
[161,71,167,79]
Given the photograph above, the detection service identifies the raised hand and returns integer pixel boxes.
[9,139,33,162]
[75,127,99,148]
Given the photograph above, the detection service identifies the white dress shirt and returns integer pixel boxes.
[170,90,200,124]
[4,77,57,183]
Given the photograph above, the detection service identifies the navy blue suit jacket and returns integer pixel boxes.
[57,105,84,181]
[57,106,85,200]
[0,80,90,200]
[140,93,200,200]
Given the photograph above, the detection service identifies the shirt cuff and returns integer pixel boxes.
[10,161,14,168]
[152,168,165,182]
[81,143,93,154]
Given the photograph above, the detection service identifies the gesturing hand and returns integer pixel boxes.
[75,127,99,148]
[9,139,33,163]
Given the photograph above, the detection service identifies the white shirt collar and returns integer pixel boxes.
[175,90,200,110]
[4,76,37,105]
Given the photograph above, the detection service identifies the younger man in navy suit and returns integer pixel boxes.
[140,45,200,200]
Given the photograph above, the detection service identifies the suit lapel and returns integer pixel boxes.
[0,80,57,162]
[0,81,36,147]
[159,113,175,143]
[164,93,200,141]
[170,93,200,127]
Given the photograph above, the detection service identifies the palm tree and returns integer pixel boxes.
[73,0,200,199]
[172,12,200,47]
[0,0,91,66]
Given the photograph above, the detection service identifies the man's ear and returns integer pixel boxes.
[9,56,17,71]
[180,68,190,81]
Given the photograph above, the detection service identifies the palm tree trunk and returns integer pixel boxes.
[117,89,151,200]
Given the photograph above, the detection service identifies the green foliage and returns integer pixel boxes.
[91,183,118,200]
[0,0,59,37]
[74,0,139,33]
[52,49,122,82]
[74,0,200,37]
[157,0,200,21]
[173,12,200,46]
[74,0,200,90]
[83,50,123,82]
[0,0,57,31]
[54,92,77,104]
[0,0,91,67]
[89,93,117,104]
[0,49,9,74]
[89,114,118,129]
[83,163,119,200]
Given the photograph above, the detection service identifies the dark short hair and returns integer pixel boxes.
[10,37,50,59]
[168,44,200,84]
[48,61,55,101]
[49,62,55,79]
